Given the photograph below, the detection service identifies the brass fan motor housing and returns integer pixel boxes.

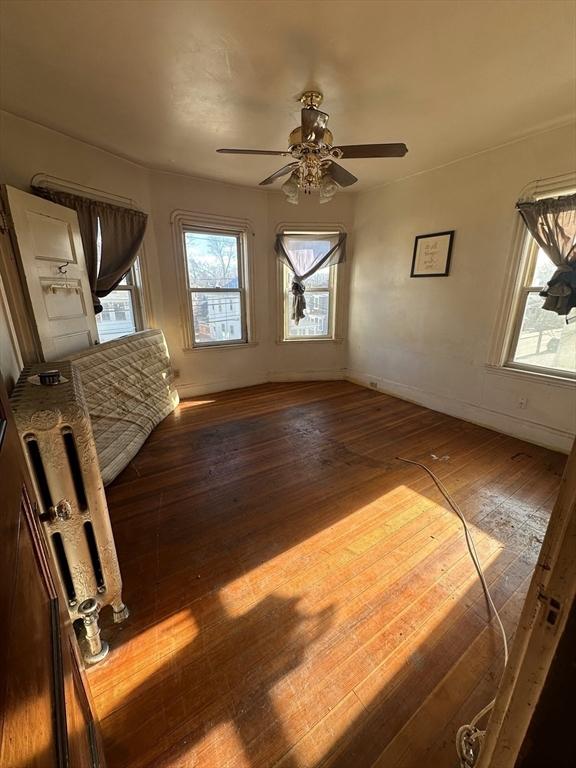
[289,126,334,148]
[300,91,323,109]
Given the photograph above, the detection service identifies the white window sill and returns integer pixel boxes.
[183,340,259,353]
[277,337,344,345]
[485,363,576,389]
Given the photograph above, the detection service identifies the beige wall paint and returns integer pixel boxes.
[143,173,355,395]
[0,111,355,396]
[0,111,165,328]
[348,123,576,452]
[148,169,271,395]
[2,111,574,451]
[266,193,354,381]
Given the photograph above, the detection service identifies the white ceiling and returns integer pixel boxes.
[1,0,575,191]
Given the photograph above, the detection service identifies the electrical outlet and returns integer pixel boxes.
[369,381,378,389]
[518,396,528,409]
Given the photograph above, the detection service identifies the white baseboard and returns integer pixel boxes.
[177,368,346,398]
[347,370,574,454]
[176,367,573,453]
[176,373,267,399]
[268,369,346,382]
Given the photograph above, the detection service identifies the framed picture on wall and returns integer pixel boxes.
[410,230,454,277]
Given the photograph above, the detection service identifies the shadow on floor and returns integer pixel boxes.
[92,383,563,767]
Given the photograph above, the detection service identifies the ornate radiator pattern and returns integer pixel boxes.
[10,361,128,662]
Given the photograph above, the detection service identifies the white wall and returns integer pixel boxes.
[0,110,355,396]
[266,192,354,382]
[148,169,271,395]
[348,123,576,452]
[148,176,355,396]
[2,110,574,451]
[0,110,166,326]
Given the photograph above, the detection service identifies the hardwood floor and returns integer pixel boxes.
[86,381,565,768]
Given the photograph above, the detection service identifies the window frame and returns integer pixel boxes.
[277,228,345,344]
[490,174,576,384]
[505,238,576,380]
[96,267,144,343]
[172,212,255,352]
[184,227,247,349]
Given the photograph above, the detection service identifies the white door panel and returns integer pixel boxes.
[2,185,97,361]
[27,210,78,264]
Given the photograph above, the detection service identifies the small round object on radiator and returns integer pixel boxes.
[38,369,62,386]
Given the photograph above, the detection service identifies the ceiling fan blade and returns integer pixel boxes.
[337,143,408,159]
[301,108,329,144]
[258,162,299,186]
[326,162,358,188]
[217,148,290,156]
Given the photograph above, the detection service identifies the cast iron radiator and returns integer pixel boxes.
[10,361,128,663]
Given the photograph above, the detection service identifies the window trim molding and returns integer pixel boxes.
[274,222,348,344]
[488,172,576,383]
[171,210,256,351]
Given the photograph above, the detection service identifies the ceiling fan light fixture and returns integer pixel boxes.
[298,154,323,194]
[218,91,408,201]
[319,174,338,204]
[281,173,299,205]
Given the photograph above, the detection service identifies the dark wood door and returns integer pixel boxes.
[0,374,105,768]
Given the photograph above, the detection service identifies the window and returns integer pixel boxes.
[96,273,140,343]
[507,245,575,377]
[504,185,576,379]
[183,228,248,347]
[94,224,143,343]
[281,231,341,341]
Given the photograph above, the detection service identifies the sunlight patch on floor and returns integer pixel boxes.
[176,398,216,410]
[91,608,201,719]
[218,483,482,619]
[355,543,504,710]
[164,714,250,768]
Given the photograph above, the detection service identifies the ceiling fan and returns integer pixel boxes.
[217,91,408,203]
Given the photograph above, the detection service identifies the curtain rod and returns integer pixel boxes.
[518,171,576,202]
[30,173,143,211]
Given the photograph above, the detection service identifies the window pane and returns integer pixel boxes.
[287,291,330,338]
[530,248,556,288]
[512,292,576,374]
[185,232,239,289]
[283,235,337,275]
[303,266,330,290]
[191,291,243,344]
[96,290,136,343]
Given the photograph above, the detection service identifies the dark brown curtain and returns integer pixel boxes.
[517,193,576,317]
[95,203,147,296]
[32,187,148,314]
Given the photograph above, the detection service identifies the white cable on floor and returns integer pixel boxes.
[395,456,509,768]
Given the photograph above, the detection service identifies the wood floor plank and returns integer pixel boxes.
[86,382,565,768]
[89,436,541,707]
[369,573,533,768]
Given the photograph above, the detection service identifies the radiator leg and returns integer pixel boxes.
[112,598,130,624]
[79,598,109,664]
